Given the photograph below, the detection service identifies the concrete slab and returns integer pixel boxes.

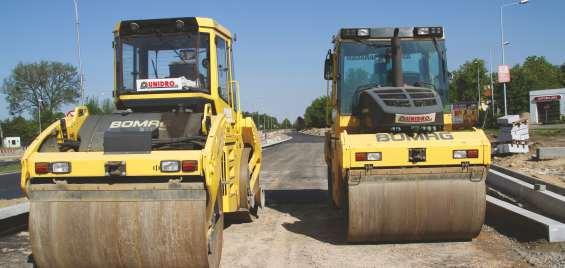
[537,147,565,160]
[487,169,565,223]
[0,202,29,220]
[491,165,565,195]
[487,195,565,242]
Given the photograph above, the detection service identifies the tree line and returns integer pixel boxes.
[2,56,564,145]
[299,56,565,129]
[0,61,115,145]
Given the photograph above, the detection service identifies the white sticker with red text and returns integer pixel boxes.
[136,78,183,91]
[395,113,436,124]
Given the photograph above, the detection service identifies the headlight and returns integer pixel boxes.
[51,162,71,174]
[453,149,479,159]
[160,160,180,172]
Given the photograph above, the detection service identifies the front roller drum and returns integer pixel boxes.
[347,166,486,242]
[28,182,223,268]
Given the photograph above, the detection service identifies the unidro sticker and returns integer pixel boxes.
[395,113,436,124]
[136,77,199,91]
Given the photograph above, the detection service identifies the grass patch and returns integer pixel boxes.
[530,128,565,136]
[0,162,21,174]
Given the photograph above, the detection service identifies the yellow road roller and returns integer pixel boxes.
[20,17,263,267]
[323,27,490,242]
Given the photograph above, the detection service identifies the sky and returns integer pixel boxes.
[1,0,564,121]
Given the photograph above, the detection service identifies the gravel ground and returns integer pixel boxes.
[1,132,563,267]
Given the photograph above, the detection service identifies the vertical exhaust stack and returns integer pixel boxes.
[391,28,403,87]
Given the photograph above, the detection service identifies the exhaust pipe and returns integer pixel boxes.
[391,28,403,87]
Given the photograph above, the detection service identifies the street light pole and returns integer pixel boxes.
[490,48,496,117]
[72,0,86,104]
[500,0,529,116]
[38,100,43,135]
[477,60,481,111]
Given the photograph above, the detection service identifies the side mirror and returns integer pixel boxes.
[324,50,333,80]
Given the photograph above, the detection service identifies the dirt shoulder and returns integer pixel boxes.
[490,127,565,188]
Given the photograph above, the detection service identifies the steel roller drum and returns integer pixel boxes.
[28,182,222,268]
[347,166,486,242]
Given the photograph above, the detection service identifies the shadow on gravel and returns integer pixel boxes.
[264,189,474,246]
[265,189,348,245]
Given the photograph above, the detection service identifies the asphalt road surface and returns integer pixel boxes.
[0,172,22,200]
[1,132,564,267]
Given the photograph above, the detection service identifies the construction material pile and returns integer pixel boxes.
[300,128,329,136]
[496,115,529,154]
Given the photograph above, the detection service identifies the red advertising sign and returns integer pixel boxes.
[534,95,561,102]
[498,65,510,83]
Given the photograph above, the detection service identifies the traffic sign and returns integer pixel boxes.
[498,65,510,83]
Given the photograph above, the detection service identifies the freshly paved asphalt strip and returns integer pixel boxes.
[0,172,22,200]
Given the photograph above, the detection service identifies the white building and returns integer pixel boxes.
[529,88,565,124]
[2,137,21,148]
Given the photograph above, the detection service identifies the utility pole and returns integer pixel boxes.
[72,0,86,104]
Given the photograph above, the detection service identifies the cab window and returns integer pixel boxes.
[215,36,229,103]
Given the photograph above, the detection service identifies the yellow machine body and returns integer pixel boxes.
[21,17,262,267]
[324,26,491,242]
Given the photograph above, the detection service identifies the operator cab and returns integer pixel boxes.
[113,17,237,114]
[325,27,450,133]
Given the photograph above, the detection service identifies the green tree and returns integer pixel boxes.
[1,61,81,116]
[101,98,115,114]
[560,63,565,85]
[85,96,115,115]
[448,59,490,104]
[304,96,331,128]
[281,118,292,129]
[494,56,563,114]
[243,111,279,130]
[1,117,38,146]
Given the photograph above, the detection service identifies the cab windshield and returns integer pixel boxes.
[117,33,210,93]
[339,40,448,114]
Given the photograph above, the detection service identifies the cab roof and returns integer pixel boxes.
[114,17,232,39]
[336,26,444,41]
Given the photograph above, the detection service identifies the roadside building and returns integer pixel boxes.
[2,137,21,148]
[529,88,565,124]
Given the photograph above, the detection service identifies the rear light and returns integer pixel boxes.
[355,152,381,161]
[51,162,71,174]
[35,162,50,174]
[467,149,479,158]
[453,149,479,159]
[160,160,180,172]
[182,160,198,172]
[355,152,367,161]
